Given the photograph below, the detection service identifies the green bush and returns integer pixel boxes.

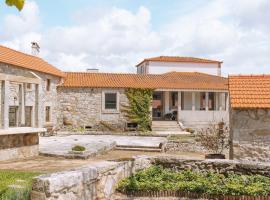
[0,171,41,200]
[122,88,153,132]
[117,166,270,196]
[72,145,86,151]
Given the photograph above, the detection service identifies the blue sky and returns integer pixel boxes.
[1,0,270,75]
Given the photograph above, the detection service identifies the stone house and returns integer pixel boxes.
[229,75,270,162]
[0,45,229,133]
[0,44,64,160]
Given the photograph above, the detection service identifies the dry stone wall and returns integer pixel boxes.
[231,109,270,162]
[57,88,129,131]
[31,156,152,200]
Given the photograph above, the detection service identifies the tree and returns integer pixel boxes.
[5,0,25,11]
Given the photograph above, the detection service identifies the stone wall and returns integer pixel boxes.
[0,63,61,128]
[231,109,270,162]
[31,156,151,200]
[57,87,129,131]
[0,132,39,161]
[152,157,270,177]
[31,156,270,200]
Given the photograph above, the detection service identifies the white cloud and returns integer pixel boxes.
[1,0,270,75]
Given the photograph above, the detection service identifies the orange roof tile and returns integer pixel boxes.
[0,45,64,77]
[229,75,270,109]
[136,56,222,67]
[60,71,228,90]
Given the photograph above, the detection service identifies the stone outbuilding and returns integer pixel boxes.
[229,75,270,162]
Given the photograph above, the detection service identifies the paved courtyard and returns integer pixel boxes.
[39,135,167,158]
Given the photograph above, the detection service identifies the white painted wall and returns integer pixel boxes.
[139,61,221,76]
[179,110,229,128]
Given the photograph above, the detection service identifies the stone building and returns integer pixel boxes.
[0,45,64,160]
[58,70,228,131]
[229,75,270,162]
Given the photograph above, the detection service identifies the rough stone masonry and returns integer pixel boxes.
[231,109,270,163]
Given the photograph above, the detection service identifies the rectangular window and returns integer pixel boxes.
[105,93,117,109]
[45,106,51,122]
[26,83,32,90]
[46,79,51,91]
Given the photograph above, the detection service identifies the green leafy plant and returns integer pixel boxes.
[117,165,270,196]
[122,88,153,132]
[71,145,86,152]
[5,0,25,11]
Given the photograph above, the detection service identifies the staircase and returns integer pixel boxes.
[115,145,162,152]
[152,121,182,133]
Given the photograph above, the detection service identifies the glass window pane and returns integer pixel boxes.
[105,93,117,109]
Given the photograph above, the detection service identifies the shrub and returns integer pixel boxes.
[117,166,270,196]
[72,145,86,152]
[197,122,229,154]
[122,88,153,132]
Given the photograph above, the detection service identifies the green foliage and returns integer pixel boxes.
[122,88,153,132]
[117,166,270,196]
[72,145,86,152]
[5,0,25,11]
[0,170,40,199]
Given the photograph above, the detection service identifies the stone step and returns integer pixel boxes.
[116,145,161,149]
[115,147,162,152]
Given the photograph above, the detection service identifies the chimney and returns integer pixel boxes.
[31,42,40,56]
[86,68,99,73]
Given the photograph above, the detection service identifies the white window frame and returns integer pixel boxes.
[102,90,120,113]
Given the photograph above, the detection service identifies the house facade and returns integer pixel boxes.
[0,45,229,133]
[229,75,270,162]
[0,45,64,130]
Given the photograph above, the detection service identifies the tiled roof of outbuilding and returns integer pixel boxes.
[229,75,270,109]
[0,45,64,77]
[60,71,228,90]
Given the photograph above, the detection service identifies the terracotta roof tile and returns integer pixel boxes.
[60,71,228,90]
[136,56,222,66]
[0,45,64,77]
[229,75,270,109]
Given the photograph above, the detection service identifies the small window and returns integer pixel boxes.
[26,83,32,90]
[46,79,51,91]
[105,93,117,109]
[45,106,51,122]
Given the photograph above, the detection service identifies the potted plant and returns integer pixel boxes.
[197,122,229,159]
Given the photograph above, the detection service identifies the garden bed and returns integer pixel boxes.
[117,166,270,199]
[0,170,41,200]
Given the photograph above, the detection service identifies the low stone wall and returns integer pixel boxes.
[31,156,270,200]
[165,140,207,153]
[0,132,39,161]
[31,156,151,200]
[152,157,270,177]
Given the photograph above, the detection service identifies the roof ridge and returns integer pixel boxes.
[0,45,40,60]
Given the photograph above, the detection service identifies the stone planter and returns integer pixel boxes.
[205,153,225,159]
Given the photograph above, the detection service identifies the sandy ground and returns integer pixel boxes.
[0,150,204,173]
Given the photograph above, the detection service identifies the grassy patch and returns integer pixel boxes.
[0,171,41,200]
[118,166,270,196]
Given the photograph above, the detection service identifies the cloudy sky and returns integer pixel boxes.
[0,0,270,75]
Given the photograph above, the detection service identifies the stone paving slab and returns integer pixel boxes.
[39,135,167,159]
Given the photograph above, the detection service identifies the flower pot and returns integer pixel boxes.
[205,153,225,159]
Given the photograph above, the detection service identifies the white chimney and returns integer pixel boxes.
[31,42,40,56]
[86,68,99,73]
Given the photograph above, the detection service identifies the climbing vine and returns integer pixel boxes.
[122,88,153,132]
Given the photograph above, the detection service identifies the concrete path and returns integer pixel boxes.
[39,135,167,158]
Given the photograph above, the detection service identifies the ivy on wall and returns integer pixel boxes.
[122,88,153,132]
